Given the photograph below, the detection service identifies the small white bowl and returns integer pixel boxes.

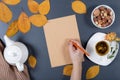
[91,5,115,29]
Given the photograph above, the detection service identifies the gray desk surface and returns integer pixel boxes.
[0,0,120,80]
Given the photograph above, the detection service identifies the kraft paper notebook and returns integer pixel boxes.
[44,15,80,67]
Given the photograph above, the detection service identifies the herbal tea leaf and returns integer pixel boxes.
[107,55,114,59]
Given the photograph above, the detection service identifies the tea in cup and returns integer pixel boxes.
[95,40,111,56]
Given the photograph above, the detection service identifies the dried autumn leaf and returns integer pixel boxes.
[39,0,50,15]
[72,1,86,14]
[86,65,100,79]
[105,32,116,41]
[28,55,37,68]
[2,0,21,5]
[6,20,18,37]
[63,65,73,76]
[18,12,31,33]
[0,2,12,23]
[28,0,39,13]
[29,14,47,27]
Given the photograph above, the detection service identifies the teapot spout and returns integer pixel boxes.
[4,35,14,46]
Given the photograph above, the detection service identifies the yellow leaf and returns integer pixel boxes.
[29,14,47,27]
[38,0,50,15]
[28,0,39,13]
[28,55,37,68]
[2,0,21,5]
[86,65,100,79]
[6,20,18,37]
[0,2,12,23]
[63,65,73,76]
[72,1,86,14]
[18,12,31,33]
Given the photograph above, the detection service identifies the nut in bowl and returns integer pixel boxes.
[91,5,115,29]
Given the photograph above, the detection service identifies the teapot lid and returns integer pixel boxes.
[4,46,22,64]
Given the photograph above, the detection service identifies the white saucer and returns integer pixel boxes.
[86,32,119,66]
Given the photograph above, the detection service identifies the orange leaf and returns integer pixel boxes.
[28,55,37,68]
[0,2,12,23]
[6,20,18,37]
[2,0,21,5]
[72,1,86,14]
[63,65,73,76]
[29,14,47,27]
[86,65,100,79]
[18,12,31,33]
[28,0,39,13]
[39,0,50,15]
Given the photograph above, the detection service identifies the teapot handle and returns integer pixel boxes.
[16,63,24,72]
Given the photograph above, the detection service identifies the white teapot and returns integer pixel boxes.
[3,35,28,72]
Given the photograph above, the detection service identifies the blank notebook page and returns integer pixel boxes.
[44,15,80,67]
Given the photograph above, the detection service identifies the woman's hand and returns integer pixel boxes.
[68,40,84,65]
[68,40,84,80]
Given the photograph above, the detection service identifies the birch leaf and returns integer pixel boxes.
[18,12,31,33]
[29,14,47,27]
[28,0,39,13]
[0,2,12,23]
[86,65,100,79]
[28,55,37,68]
[2,0,21,5]
[39,0,50,15]
[6,20,18,37]
[63,65,73,76]
[72,1,86,14]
